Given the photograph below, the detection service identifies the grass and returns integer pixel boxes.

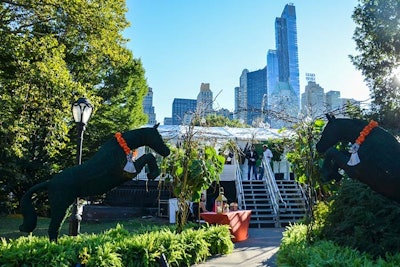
[0,214,170,240]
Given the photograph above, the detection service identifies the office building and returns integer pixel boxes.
[235,69,249,123]
[143,87,156,124]
[301,74,325,118]
[325,91,341,111]
[164,117,172,125]
[196,83,214,117]
[172,98,197,125]
[268,3,300,127]
[247,67,268,126]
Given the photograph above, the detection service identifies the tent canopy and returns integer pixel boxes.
[148,125,292,146]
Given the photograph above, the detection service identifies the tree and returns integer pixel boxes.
[0,0,148,212]
[160,123,225,232]
[351,0,400,132]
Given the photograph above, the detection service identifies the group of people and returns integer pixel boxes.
[246,144,273,180]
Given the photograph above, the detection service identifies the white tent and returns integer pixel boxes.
[156,125,292,147]
[152,125,293,180]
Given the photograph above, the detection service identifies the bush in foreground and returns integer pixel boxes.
[0,224,233,266]
[277,179,400,266]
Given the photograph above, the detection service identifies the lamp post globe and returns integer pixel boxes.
[69,97,93,236]
[72,97,93,127]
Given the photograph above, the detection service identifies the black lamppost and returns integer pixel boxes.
[69,97,93,236]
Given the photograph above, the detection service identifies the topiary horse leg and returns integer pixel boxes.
[321,153,343,182]
[323,147,361,180]
[133,153,160,180]
[48,191,75,242]
[145,153,160,180]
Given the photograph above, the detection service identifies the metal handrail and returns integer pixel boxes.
[298,183,309,210]
[261,160,287,220]
[234,158,246,210]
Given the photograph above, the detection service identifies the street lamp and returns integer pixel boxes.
[69,97,93,236]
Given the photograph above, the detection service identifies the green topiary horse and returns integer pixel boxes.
[316,114,400,203]
[19,124,170,241]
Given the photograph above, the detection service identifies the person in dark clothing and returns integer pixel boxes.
[246,145,258,180]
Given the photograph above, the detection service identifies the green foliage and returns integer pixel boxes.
[278,178,400,266]
[160,127,225,231]
[351,0,400,132]
[0,224,233,267]
[263,138,286,162]
[278,223,400,267]
[285,119,328,201]
[0,0,148,213]
[320,179,400,258]
[203,225,234,255]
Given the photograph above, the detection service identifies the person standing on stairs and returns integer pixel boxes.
[246,145,258,180]
[259,144,273,180]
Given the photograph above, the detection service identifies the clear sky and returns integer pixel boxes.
[124,0,370,123]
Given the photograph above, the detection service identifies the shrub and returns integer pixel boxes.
[321,179,400,258]
[278,178,400,266]
[277,223,399,267]
[0,224,233,266]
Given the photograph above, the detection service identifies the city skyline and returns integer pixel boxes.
[125,1,370,123]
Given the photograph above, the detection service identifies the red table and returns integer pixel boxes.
[200,210,252,242]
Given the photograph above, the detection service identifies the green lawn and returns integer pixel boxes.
[0,214,170,240]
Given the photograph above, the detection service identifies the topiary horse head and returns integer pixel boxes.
[19,123,170,241]
[316,114,400,203]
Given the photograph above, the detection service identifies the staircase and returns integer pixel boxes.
[276,179,308,227]
[242,180,276,228]
[241,178,307,228]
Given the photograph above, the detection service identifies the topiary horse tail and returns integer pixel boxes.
[19,181,49,233]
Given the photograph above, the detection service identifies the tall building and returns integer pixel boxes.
[325,91,341,111]
[268,3,300,128]
[301,77,325,118]
[172,98,197,125]
[163,117,172,125]
[234,86,240,120]
[196,83,214,117]
[143,87,156,124]
[267,49,279,100]
[234,68,267,126]
[215,108,233,120]
[247,67,267,126]
[235,69,249,123]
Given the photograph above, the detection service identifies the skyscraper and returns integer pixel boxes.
[143,87,156,124]
[235,69,249,123]
[268,3,300,127]
[301,75,325,118]
[196,83,213,117]
[325,91,341,112]
[234,68,267,126]
[276,3,299,102]
[172,98,197,125]
[246,67,267,126]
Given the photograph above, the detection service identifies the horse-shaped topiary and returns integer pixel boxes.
[19,124,170,241]
[316,114,400,203]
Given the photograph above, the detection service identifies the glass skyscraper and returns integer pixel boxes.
[172,98,197,125]
[268,3,300,127]
[275,3,299,103]
[246,67,267,125]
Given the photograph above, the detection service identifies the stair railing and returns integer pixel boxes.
[234,158,246,210]
[298,182,309,210]
[261,160,287,225]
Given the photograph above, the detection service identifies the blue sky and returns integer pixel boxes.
[124,1,370,122]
